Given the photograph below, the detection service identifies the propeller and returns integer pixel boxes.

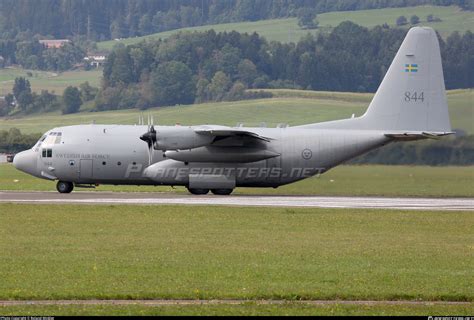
[140,117,157,165]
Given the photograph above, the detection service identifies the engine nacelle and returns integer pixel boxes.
[154,127,214,150]
[164,147,279,163]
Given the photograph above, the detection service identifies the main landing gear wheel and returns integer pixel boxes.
[56,181,74,194]
[187,188,209,195]
[211,189,234,196]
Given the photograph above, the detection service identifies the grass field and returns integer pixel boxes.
[0,89,472,135]
[97,5,474,50]
[1,163,473,197]
[0,68,102,96]
[1,303,473,316]
[0,204,472,304]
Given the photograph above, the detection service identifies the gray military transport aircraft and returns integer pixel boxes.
[13,27,452,195]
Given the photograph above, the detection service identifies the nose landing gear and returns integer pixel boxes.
[56,181,74,193]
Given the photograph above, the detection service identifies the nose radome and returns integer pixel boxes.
[13,150,37,176]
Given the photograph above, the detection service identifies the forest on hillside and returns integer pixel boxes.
[0,0,472,41]
[1,21,472,118]
[95,22,473,111]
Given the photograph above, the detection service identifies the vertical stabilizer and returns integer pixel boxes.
[361,27,451,133]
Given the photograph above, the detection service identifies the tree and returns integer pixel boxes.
[35,90,59,111]
[62,86,82,114]
[138,14,153,36]
[110,19,125,39]
[226,81,246,101]
[4,93,14,106]
[396,16,408,26]
[297,7,318,30]
[217,44,242,78]
[0,99,10,116]
[195,78,211,103]
[12,77,33,110]
[108,46,134,85]
[79,81,99,102]
[150,61,195,107]
[208,71,231,101]
[410,15,420,25]
[13,77,31,100]
[237,59,258,86]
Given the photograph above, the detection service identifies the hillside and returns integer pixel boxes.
[0,68,102,96]
[98,5,474,50]
[1,89,471,135]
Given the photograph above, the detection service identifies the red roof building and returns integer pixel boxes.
[39,39,70,48]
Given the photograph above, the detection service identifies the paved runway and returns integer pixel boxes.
[1,191,473,210]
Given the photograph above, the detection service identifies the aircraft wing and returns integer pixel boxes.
[194,125,272,142]
[385,131,455,141]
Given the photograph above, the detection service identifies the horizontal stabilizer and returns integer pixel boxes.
[385,131,454,141]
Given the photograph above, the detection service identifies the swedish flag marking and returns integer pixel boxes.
[405,64,418,73]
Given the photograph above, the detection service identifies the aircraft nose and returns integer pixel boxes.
[13,150,37,176]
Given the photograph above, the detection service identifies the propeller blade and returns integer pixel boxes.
[140,124,157,166]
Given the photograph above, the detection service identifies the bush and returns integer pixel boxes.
[62,86,82,114]
[396,16,408,26]
[0,128,41,153]
[410,15,420,25]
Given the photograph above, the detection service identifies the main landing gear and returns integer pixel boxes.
[56,181,74,193]
[187,188,234,195]
[187,188,209,195]
[211,189,233,195]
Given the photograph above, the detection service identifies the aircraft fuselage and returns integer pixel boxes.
[15,124,389,189]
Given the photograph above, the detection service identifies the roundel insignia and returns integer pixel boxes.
[302,148,312,160]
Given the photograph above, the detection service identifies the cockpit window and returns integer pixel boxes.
[33,135,47,151]
[43,132,62,146]
[33,132,62,152]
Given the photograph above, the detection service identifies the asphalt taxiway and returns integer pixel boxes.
[1,191,473,211]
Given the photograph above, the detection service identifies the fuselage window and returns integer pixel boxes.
[102,161,106,165]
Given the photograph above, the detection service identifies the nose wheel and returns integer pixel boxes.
[56,181,74,193]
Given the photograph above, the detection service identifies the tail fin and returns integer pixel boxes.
[362,26,451,133]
